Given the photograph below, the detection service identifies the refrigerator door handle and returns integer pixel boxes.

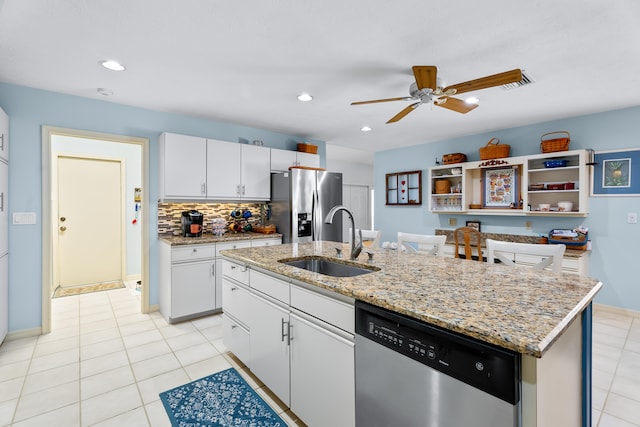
[311,190,317,240]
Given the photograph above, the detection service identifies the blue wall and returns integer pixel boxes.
[375,106,640,311]
[0,82,325,333]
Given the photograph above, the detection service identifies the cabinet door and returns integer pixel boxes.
[223,314,250,365]
[206,139,241,199]
[296,152,320,168]
[0,254,7,343]
[0,161,6,255]
[248,293,290,405]
[241,144,271,200]
[160,133,207,199]
[270,148,297,172]
[171,260,215,319]
[0,107,8,162]
[290,312,355,427]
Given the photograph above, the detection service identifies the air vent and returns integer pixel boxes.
[502,70,534,89]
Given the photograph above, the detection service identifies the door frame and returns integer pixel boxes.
[41,126,150,334]
[51,153,126,291]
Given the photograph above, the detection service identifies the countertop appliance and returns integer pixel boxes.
[181,210,204,237]
[270,169,343,243]
[355,301,521,427]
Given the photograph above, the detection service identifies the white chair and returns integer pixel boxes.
[349,228,382,249]
[485,239,566,272]
[397,232,447,256]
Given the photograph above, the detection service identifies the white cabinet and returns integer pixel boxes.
[0,161,7,255]
[0,106,8,344]
[271,148,320,171]
[0,107,8,162]
[159,242,217,323]
[207,139,270,200]
[428,149,590,217]
[290,311,355,427]
[159,133,207,200]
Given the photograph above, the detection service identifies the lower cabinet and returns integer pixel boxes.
[290,310,355,427]
[222,260,356,427]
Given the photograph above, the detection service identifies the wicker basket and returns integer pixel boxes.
[442,153,467,164]
[540,131,570,153]
[297,142,318,154]
[479,138,510,160]
[434,179,451,194]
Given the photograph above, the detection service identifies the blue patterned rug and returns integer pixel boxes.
[159,367,286,426]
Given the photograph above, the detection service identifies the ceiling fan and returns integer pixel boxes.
[351,66,523,123]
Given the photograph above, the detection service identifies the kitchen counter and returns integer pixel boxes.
[221,241,602,358]
[159,232,282,246]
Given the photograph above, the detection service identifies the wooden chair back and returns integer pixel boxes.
[453,227,483,261]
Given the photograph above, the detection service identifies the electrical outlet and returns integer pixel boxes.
[628,213,638,224]
[525,221,532,229]
[449,218,457,226]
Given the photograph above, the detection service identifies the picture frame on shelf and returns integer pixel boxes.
[591,148,640,196]
[466,221,481,232]
[482,166,519,208]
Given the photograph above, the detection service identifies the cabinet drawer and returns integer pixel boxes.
[216,240,251,256]
[291,285,354,334]
[223,314,250,364]
[222,278,251,325]
[251,238,281,247]
[251,270,289,304]
[172,244,216,262]
[223,260,249,285]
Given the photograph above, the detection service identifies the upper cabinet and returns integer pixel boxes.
[270,148,320,172]
[159,133,270,201]
[0,107,7,162]
[429,149,590,216]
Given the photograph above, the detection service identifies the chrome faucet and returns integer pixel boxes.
[324,205,363,260]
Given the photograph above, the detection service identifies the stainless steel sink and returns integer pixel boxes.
[279,256,379,277]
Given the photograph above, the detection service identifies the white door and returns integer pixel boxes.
[248,292,290,405]
[161,133,207,199]
[342,185,371,241]
[206,139,241,199]
[57,156,122,287]
[241,144,271,200]
[171,260,215,318]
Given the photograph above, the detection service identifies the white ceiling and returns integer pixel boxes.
[1,0,640,166]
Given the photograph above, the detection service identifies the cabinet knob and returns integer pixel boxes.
[59,226,67,232]
[230,286,237,291]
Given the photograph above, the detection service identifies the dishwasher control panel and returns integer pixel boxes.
[356,301,520,405]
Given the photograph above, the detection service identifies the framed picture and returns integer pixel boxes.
[591,148,640,196]
[385,170,422,205]
[482,166,519,208]
[466,221,481,232]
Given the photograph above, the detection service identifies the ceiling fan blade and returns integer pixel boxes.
[412,66,438,91]
[386,102,421,123]
[435,97,478,114]
[443,69,522,95]
[351,97,411,105]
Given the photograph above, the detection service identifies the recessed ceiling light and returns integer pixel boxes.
[361,126,372,132]
[100,60,125,71]
[97,88,114,96]
[297,93,313,102]
[465,97,479,104]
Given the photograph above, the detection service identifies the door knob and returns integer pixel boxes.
[59,226,67,231]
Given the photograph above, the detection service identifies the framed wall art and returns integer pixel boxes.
[386,170,422,205]
[482,166,519,208]
[591,148,640,196]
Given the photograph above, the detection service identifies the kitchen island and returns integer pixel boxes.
[221,241,602,427]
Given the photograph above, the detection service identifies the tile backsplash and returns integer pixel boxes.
[158,202,266,236]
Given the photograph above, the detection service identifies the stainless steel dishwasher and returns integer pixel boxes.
[355,301,521,427]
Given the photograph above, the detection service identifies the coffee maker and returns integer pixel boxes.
[181,210,204,237]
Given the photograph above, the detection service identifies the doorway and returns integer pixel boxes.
[42,127,149,334]
[54,155,123,290]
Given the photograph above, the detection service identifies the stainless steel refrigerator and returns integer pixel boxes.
[271,169,343,243]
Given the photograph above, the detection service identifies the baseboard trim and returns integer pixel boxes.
[5,327,42,342]
[594,303,640,318]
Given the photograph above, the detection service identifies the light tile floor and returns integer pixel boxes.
[0,285,638,426]
[0,283,305,426]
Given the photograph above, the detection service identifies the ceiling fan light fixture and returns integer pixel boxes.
[465,97,479,104]
[360,126,372,132]
[297,93,313,102]
[100,60,125,71]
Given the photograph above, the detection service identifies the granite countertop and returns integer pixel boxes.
[159,232,282,246]
[221,241,602,358]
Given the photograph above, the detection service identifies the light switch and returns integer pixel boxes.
[448,218,457,226]
[13,212,37,225]
[628,212,638,224]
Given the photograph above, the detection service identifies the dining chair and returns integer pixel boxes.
[397,232,447,256]
[349,228,382,249]
[486,239,566,272]
[453,227,483,262]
